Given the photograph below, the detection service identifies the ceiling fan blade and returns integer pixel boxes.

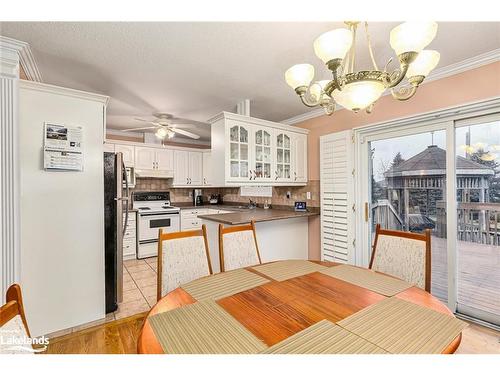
[170,117,209,126]
[170,128,201,139]
[134,118,154,123]
[121,126,157,132]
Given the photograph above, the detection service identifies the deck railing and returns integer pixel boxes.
[374,200,500,246]
[436,202,500,245]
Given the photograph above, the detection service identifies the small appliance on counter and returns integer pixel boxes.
[209,193,222,205]
[193,189,203,206]
[294,201,307,212]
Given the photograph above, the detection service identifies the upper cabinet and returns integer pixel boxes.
[135,146,174,177]
[115,144,135,167]
[253,126,274,182]
[227,123,251,182]
[202,152,212,186]
[275,131,292,182]
[173,150,203,187]
[209,112,308,186]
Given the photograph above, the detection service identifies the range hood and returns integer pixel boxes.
[135,169,174,178]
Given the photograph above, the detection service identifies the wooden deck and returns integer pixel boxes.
[431,236,500,319]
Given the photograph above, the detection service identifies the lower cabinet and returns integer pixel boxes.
[180,208,231,231]
[123,211,137,260]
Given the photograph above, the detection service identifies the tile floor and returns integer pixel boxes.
[112,257,158,320]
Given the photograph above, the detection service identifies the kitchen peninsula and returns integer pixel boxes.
[198,207,318,273]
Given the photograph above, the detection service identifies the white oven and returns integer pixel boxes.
[133,191,181,259]
[138,211,180,242]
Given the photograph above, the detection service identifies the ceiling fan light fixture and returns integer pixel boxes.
[155,127,168,139]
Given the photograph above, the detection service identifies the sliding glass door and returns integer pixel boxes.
[358,111,500,327]
[368,129,448,303]
[455,117,500,325]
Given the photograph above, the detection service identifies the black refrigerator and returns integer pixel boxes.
[104,152,129,313]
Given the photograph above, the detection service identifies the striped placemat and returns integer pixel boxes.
[337,297,468,354]
[251,260,327,282]
[261,320,387,354]
[181,268,270,301]
[148,300,267,354]
[320,264,412,296]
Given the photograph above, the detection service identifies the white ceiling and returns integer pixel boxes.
[1,22,499,142]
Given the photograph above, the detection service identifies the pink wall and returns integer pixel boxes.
[296,61,500,260]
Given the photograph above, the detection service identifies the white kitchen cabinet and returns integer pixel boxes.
[189,151,203,186]
[202,152,212,185]
[156,148,174,172]
[275,131,293,183]
[103,143,115,152]
[173,150,189,185]
[209,112,309,186]
[123,211,137,260]
[173,150,203,187]
[252,125,274,182]
[135,146,174,177]
[292,133,308,183]
[114,144,135,167]
[226,122,252,183]
[135,146,156,170]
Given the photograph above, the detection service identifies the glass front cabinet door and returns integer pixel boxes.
[227,123,251,181]
[253,126,273,181]
[275,131,292,182]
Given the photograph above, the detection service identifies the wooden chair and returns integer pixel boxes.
[369,224,431,292]
[157,225,213,301]
[219,220,262,272]
[0,284,32,354]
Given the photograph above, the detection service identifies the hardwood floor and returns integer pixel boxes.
[43,313,147,354]
[43,313,499,354]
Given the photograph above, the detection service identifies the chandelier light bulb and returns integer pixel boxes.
[285,64,315,89]
[313,28,353,63]
[390,21,438,56]
[332,81,385,112]
[309,80,330,101]
[155,127,168,139]
[407,50,440,77]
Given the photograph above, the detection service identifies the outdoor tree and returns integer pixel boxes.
[470,148,500,202]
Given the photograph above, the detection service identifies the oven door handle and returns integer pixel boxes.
[138,212,180,217]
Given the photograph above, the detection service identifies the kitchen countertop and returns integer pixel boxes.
[197,208,318,225]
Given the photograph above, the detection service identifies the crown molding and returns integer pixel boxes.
[18,43,42,82]
[19,80,109,106]
[281,48,500,126]
[0,36,42,82]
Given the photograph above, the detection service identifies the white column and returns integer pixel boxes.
[0,36,23,303]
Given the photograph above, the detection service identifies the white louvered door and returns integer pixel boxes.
[320,130,355,264]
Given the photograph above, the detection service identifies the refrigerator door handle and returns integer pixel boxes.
[122,160,129,236]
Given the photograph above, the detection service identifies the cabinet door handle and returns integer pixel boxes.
[248,170,252,180]
[294,171,297,181]
[275,170,279,180]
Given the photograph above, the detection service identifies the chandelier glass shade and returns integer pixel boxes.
[285,21,440,115]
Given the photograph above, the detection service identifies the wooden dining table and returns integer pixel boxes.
[138,261,462,354]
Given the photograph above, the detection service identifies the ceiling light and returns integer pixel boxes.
[155,127,168,139]
[285,21,439,115]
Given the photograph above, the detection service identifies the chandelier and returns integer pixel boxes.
[285,21,440,115]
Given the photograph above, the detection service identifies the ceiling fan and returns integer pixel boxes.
[122,113,204,140]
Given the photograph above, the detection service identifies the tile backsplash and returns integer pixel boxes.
[130,178,319,208]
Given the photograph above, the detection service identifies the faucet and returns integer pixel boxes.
[248,199,257,209]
